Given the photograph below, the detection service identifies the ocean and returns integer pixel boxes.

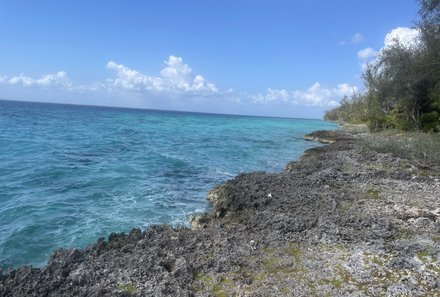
[0,100,337,268]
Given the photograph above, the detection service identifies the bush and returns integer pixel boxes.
[420,111,440,131]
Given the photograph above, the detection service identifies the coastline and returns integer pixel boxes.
[1,129,439,296]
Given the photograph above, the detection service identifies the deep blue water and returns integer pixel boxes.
[0,100,336,268]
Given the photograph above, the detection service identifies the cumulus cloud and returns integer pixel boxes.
[384,27,420,49]
[294,83,358,106]
[249,82,358,107]
[106,55,218,94]
[0,55,356,110]
[357,47,377,60]
[106,61,162,91]
[355,27,420,71]
[357,47,378,70]
[2,71,72,88]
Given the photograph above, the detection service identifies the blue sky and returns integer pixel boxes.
[0,0,419,118]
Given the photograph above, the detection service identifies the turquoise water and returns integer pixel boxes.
[0,100,336,268]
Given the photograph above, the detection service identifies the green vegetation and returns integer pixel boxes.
[116,283,136,295]
[364,131,440,166]
[193,243,440,296]
[325,0,440,132]
[365,188,380,200]
[287,243,303,265]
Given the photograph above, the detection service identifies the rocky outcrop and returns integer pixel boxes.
[1,130,439,296]
[303,129,352,143]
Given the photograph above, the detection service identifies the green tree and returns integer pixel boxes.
[324,0,440,132]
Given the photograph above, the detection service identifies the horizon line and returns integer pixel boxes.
[0,98,324,121]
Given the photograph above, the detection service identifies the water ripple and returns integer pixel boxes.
[0,100,336,268]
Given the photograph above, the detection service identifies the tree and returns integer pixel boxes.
[324,0,440,132]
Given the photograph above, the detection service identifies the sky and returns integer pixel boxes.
[0,0,420,119]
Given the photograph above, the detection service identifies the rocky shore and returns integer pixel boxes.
[1,130,439,296]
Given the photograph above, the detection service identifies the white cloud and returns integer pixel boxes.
[339,32,365,45]
[294,83,357,106]
[249,82,358,107]
[106,55,218,94]
[357,47,378,71]
[356,27,421,71]
[160,56,193,87]
[351,33,365,44]
[3,71,72,88]
[0,55,355,111]
[357,47,377,60]
[384,27,420,49]
[106,61,162,91]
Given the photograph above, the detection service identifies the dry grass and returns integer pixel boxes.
[339,123,369,134]
[364,130,440,167]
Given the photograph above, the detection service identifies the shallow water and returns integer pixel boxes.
[0,100,336,268]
